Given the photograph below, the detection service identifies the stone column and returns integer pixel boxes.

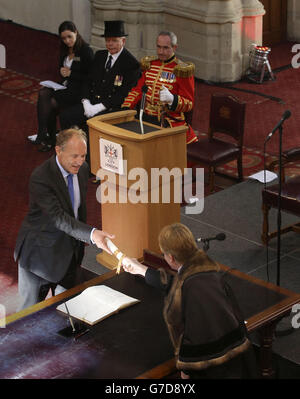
[90,0,121,49]
[90,0,164,57]
[90,0,265,82]
[287,0,300,42]
[71,0,91,42]
[163,0,265,82]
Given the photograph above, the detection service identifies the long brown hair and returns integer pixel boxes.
[58,20,85,56]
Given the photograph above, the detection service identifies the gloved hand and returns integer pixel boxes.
[82,99,106,118]
[82,99,94,118]
[90,103,106,117]
[160,85,174,105]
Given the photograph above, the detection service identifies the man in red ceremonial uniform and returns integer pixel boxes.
[122,31,198,145]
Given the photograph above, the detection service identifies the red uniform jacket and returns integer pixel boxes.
[122,55,198,144]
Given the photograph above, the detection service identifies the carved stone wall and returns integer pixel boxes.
[2,0,297,80]
[90,1,164,56]
[0,0,91,42]
[90,0,265,82]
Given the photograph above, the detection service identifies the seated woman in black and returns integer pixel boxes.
[28,20,94,151]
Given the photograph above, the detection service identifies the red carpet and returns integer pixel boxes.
[0,21,299,315]
[0,68,40,104]
[0,20,60,80]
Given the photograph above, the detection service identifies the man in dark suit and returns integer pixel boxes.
[59,20,141,130]
[14,128,114,310]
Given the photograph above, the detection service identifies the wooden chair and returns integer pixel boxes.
[262,148,300,244]
[187,93,246,191]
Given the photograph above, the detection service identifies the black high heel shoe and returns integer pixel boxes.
[38,142,53,152]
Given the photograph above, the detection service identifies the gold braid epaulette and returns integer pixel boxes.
[174,60,195,78]
[140,55,158,71]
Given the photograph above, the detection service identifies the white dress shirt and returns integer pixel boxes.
[105,46,124,68]
[56,156,96,243]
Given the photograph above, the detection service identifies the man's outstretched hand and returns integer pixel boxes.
[92,230,115,254]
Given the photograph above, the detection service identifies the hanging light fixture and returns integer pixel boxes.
[247,44,275,84]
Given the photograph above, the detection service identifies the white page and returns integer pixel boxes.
[56,285,139,324]
[40,80,66,91]
[248,170,278,183]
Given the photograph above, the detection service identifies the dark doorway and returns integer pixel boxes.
[260,0,288,45]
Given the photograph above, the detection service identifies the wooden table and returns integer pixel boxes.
[1,252,300,379]
[1,271,173,379]
[140,250,300,378]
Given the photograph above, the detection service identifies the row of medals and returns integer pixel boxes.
[159,71,176,83]
[114,71,176,86]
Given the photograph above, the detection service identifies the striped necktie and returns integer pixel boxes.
[67,174,74,211]
[105,55,113,71]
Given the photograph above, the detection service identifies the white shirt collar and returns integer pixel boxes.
[56,156,69,179]
[107,46,124,65]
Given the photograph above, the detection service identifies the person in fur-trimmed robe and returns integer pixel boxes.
[122,223,257,379]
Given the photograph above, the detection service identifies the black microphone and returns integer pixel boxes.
[139,85,148,134]
[197,233,226,243]
[265,110,291,142]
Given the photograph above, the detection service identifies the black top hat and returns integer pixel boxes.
[101,20,128,37]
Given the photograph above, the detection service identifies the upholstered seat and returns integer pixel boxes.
[188,139,240,164]
[262,148,300,244]
[187,93,246,192]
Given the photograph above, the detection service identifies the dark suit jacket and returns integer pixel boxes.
[82,47,141,111]
[14,156,93,283]
[54,42,94,106]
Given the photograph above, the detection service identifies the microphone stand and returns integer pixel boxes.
[139,109,144,135]
[263,140,270,282]
[57,302,90,339]
[273,125,293,336]
[276,125,283,286]
[139,86,148,135]
[202,239,210,252]
[264,117,287,286]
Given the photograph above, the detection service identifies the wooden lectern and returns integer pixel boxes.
[87,110,187,270]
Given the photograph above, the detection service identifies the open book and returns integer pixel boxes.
[40,80,66,91]
[56,285,140,325]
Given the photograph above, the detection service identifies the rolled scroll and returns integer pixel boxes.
[105,238,131,274]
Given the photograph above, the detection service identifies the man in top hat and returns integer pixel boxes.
[59,20,141,131]
[121,31,198,145]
